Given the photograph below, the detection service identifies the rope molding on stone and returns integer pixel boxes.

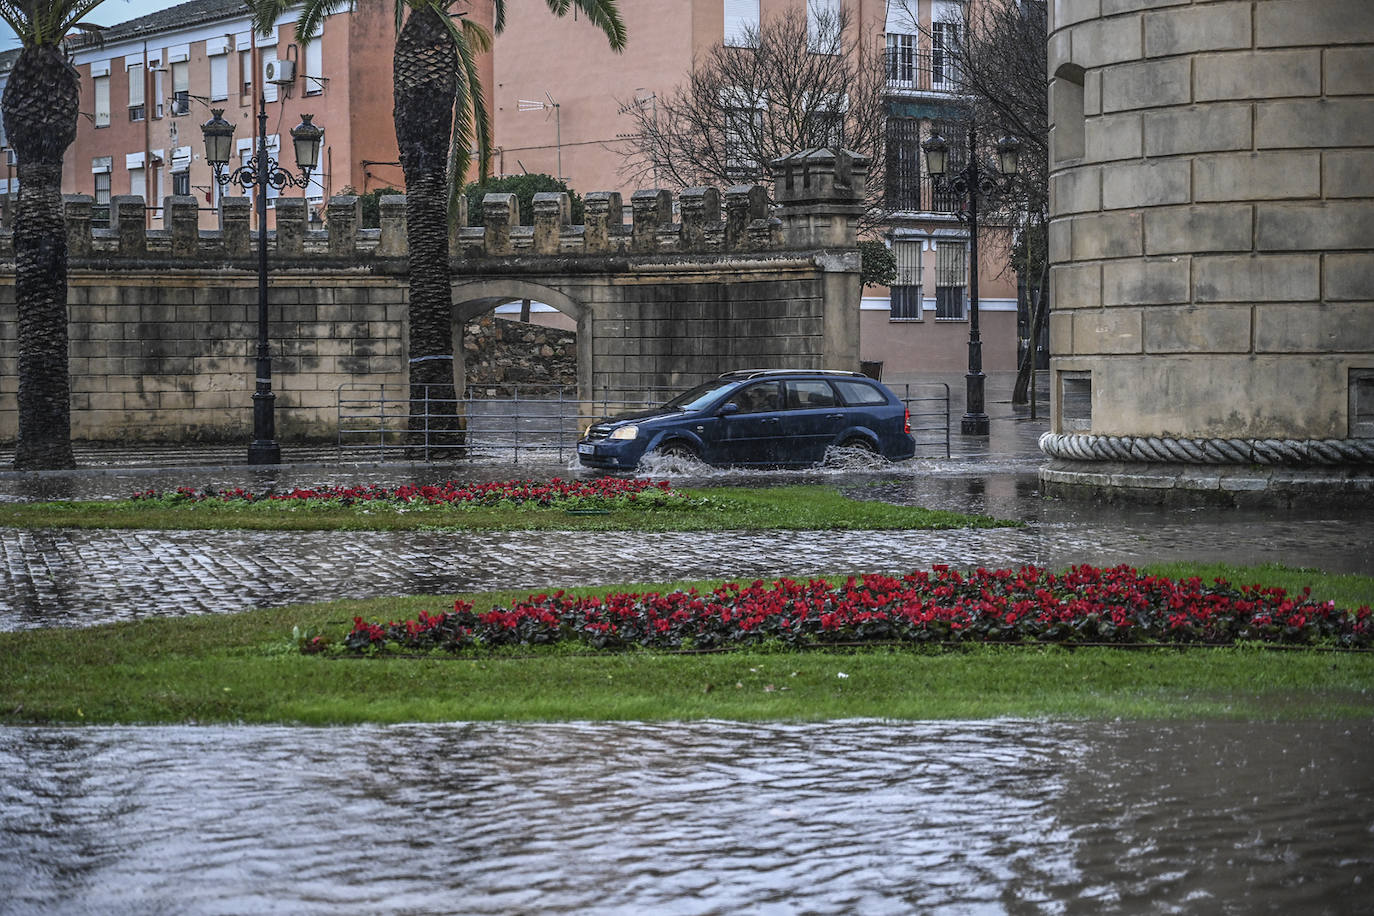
[1038,432,1374,467]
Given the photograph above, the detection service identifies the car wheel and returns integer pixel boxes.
[655,441,698,461]
[840,437,877,454]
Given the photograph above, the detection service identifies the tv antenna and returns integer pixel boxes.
[517,93,562,181]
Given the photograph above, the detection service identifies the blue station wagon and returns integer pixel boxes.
[577,369,917,470]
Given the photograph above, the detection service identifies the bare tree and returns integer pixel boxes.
[618,6,888,228]
[900,0,1049,403]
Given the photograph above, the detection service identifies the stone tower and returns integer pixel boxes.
[1040,0,1374,503]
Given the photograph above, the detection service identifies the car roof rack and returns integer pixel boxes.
[716,368,868,380]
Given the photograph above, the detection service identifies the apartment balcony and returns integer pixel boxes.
[883,176,966,216]
[884,48,961,95]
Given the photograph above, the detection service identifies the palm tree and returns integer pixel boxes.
[256,0,626,451]
[0,2,108,469]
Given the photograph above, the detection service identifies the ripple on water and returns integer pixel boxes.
[2,720,1371,915]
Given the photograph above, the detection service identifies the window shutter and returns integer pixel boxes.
[209,54,228,101]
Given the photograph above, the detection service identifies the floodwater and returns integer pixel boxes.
[1,720,1370,915]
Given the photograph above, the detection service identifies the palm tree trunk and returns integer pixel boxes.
[2,46,79,469]
[394,6,464,456]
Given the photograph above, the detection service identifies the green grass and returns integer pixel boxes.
[4,564,1371,726]
[0,485,1016,532]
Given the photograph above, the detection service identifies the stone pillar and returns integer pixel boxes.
[482,192,518,255]
[219,196,251,257]
[326,195,360,256]
[449,193,468,257]
[63,194,92,258]
[631,189,672,252]
[532,191,570,254]
[771,149,867,248]
[1040,0,1374,503]
[583,191,622,253]
[724,185,768,250]
[679,187,720,250]
[111,195,146,256]
[165,195,199,258]
[274,196,307,255]
[378,194,407,256]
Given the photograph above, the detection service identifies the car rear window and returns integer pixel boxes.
[785,380,838,409]
[834,380,889,406]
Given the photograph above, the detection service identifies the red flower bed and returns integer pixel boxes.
[343,564,1373,653]
[132,478,683,508]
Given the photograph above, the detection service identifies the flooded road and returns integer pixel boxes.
[2,719,1370,915]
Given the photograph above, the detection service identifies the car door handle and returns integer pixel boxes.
[826,413,843,420]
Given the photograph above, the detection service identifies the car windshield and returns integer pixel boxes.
[660,380,740,411]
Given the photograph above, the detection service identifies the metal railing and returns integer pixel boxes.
[338,382,952,462]
[884,48,962,93]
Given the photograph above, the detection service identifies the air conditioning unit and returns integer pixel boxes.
[263,58,295,84]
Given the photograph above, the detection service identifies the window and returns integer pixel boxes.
[239,48,253,97]
[207,54,228,101]
[890,240,923,321]
[786,380,837,409]
[885,33,915,87]
[1352,370,1374,438]
[834,380,888,406]
[171,61,190,115]
[1059,371,1092,432]
[720,88,765,179]
[723,0,759,47]
[94,74,110,127]
[884,117,921,211]
[804,92,846,148]
[935,241,967,319]
[929,120,966,213]
[931,21,960,90]
[127,62,145,121]
[807,0,841,53]
[172,170,190,197]
[1051,63,1086,164]
[725,381,783,414]
[129,167,145,201]
[260,45,278,103]
[303,32,323,96]
[92,157,112,227]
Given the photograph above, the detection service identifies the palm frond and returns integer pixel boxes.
[546,0,626,51]
[0,0,109,48]
[491,0,505,34]
[290,0,351,45]
[444,14,493,218]
[242,0,293,37]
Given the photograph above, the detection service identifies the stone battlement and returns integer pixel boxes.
[0,148,869,264]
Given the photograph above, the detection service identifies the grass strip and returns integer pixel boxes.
[3,564,1372,725]
[0,485,1015,532]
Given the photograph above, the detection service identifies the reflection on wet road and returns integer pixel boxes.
[2,720,1370,915]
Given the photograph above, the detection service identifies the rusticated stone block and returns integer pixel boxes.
[111,196,146,256]
[1144,204,1253,255]
[1072,307,1143,355]
[1101,159,1190,210]
[378,194,406,256]
[1144,304,1251,354]
[1144,2,1250,57]
[274,197,307,255]
[165,195,199,258]
[1256,0,1374,46]
[1256,99,1374,149]
[1324,253,1374,300]
[1194,50,1321,101]
[1256,202,1374,252]
[64,194,92,258]
[1193,254,1320,302]
[1102,58,1191,113]
[679,187,721,249]
[1193,151,1320,202]
[1102,256,1190,306]
[583,191,623,253]
[219,196,251,257]
[631,189,672,252]
[532,191,570,255]
[1071,210,1143,260]
[1143,104,1251,157]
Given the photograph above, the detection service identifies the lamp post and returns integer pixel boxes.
[201,101,323,465]
[922,122,1020,436]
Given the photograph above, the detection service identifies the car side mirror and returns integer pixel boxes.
[718,402,740,416]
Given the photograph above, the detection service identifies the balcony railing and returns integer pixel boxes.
[884,176,966,215]
[884,47,961,93]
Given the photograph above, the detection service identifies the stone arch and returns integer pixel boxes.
[450,278,592,396]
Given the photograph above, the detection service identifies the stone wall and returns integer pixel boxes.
[1042,0,1374,500]
[0,149,869,443]
[463,315,576,390]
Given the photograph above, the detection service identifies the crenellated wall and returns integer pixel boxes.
[0,149,868,443]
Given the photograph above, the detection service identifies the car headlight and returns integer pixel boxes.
[582,424,593,438]
[609,425,639,440]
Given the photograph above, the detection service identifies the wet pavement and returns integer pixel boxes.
[2,373,1371,630]
[3,720,1372,915]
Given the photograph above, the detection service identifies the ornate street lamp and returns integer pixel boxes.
[923,120,1020,436]
[201,104,324,464]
